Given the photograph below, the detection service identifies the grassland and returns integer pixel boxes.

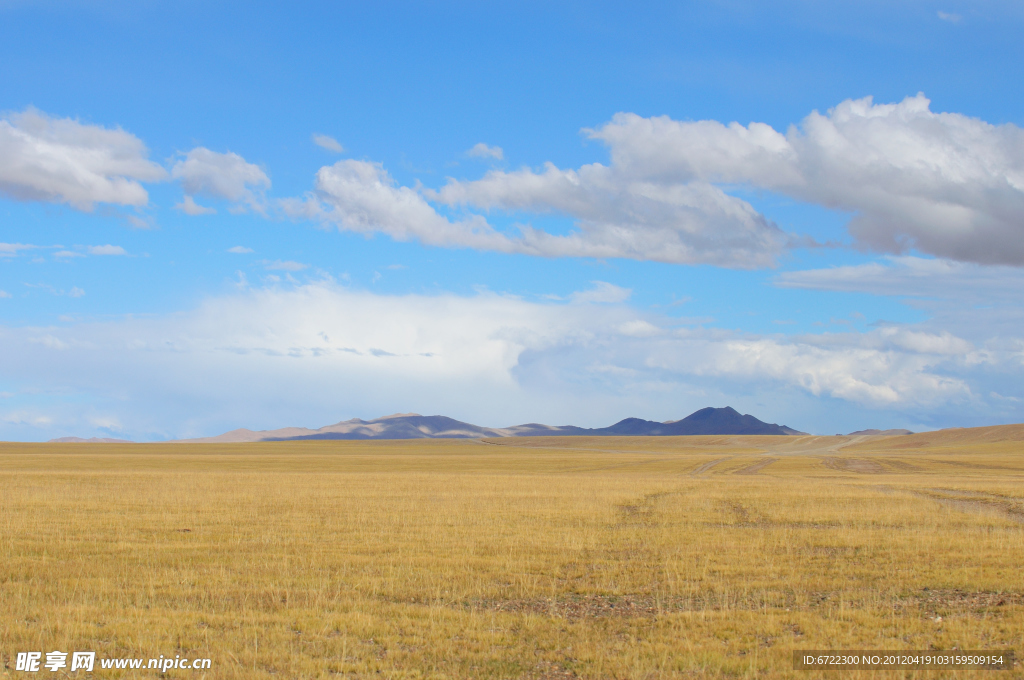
[1,428,1023,678]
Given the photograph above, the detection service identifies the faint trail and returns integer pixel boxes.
[471,439,716,456]
[873,484,1024,524]
[822,457,884,474]
[761,434,873,457]
[733,457,778,475]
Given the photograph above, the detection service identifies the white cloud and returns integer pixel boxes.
[587,95,1024,265]
[0,108,166,210]
[570,281,632,304]
[171,147,270,213]
[262,259,308,271]
[54,250,85,258]
[648,330,971,406]
[467,142,503,160]
[87,244,127,256]
[312,134,344,153]
[175,194,216,216]
[0,290,11,298]
[937,11,962,23]
[1,411,53,427]
[227,246,254,254]
[69,287,85,298]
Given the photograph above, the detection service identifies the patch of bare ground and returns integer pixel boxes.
[822,456,884,473]
[461,592,794,620]
[527,660,579,679]
[616,490,676,524]
[733,457,777,475]
[910,589,1024,617]
[726,500,754,525]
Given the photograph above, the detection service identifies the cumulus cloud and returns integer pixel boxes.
[587,95,1024,265]
[312,134,344,153]
[287,159,786,268]
[282,159,518,252]
[0,108,166,210]
[293,95,1024,267]
[467,142,503,160]
[171,147,270,213]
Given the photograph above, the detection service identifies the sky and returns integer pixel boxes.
[2,0,1024,441]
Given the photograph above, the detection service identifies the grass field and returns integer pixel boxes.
[1,428,1023,678]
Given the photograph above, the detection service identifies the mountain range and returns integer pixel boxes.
[173,406,806,443]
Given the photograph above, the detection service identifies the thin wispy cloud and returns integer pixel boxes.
[312,134,344,153]
[262,259,308,271]
[0,243,40,257]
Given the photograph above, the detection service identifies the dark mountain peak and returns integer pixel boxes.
[593,407,802,437]
[686,406,740,420]
[667,406,802,436]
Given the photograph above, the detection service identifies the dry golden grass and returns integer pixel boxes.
[1,433,1022,678]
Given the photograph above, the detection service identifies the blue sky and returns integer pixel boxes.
[2,0,1024,440]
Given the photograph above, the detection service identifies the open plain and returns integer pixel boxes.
[2,427,1023,678]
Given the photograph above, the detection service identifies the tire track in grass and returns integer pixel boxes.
[690,457,734,476]
[733,457,778,475]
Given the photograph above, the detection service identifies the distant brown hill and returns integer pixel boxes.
[846,428,913,436]
[855,423,1024,450]
[175,407,806,443]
